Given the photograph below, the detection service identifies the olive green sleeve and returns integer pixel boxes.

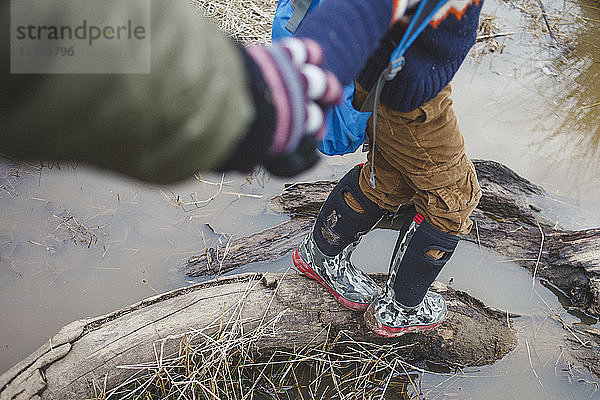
[0,0,254,183]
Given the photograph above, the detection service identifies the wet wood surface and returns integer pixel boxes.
[186,160,600,319]
[3,160,600,399]
[0,272,517,399]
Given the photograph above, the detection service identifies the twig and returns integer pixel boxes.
[476,31,515,41]
[530,221,545,299]
[475,220,482,254]
[582,101,600,109]
[525,338,544,389]
[379,359,398,400]
[537,0,559,44]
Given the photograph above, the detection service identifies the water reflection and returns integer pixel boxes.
[532,0,600,200]
[1,0,600,397]
[454,0,600,203]
[542,0,600,180]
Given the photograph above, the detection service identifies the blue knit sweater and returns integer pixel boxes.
[297,0,483,112]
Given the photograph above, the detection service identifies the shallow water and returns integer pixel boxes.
[454,0,600,205]
[1,0,600,396]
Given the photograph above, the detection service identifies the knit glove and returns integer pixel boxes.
[245,38,343,177]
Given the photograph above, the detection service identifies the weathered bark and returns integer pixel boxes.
[183,159,600,379]
[186,160,600,319]
[0,272,516,400]
[565,324,600,378]
[3,159,598,399]
[188,218,314,276]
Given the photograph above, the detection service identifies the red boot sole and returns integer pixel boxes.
[364,304,446,338]
[292,248,369,311]
[371,321,443,338]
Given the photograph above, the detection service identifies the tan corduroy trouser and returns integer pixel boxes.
[352,83,481,236]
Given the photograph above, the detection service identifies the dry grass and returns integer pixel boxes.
[99,330,422,399]
[473,14,512,56]
[499,0,591,49]
[191,0,276,45]
[94,274,430,400]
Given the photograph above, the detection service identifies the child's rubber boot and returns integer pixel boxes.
[364,212,459,337]
[292,164,385,311]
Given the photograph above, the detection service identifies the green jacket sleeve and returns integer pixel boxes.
[0,0,254,183]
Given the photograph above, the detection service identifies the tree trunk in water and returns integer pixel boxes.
[186,160,600,319]
[183,159,600,379]
[3,160,600,399]
[1,272,516,399]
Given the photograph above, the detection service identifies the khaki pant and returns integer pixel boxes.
[353,83,481,236]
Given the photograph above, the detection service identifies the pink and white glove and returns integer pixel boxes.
[245,38,343,176]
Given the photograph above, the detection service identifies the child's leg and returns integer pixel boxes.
[292,164,386,310]
[353,83,480,235]
[353,82,481,336]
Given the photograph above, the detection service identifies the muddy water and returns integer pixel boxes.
[454,0,600,206]
[1,0,599,396]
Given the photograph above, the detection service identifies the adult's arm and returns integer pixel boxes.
[1,0,254,183]
[1,0,403,183]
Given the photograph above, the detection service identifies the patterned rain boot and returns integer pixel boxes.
[364,212,459,337]
[292,165,385,311]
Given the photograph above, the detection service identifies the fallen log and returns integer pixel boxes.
[0,272,516,399]
[463,161,600,318]
[566,324,600,378]
[186,160,600,319]
[183,159,600,379]
[4,159,598,398]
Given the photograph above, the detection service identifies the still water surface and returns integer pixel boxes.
[1,0,599,396]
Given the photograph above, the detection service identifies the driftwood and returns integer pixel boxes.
[463,161,600,317]
[186,160,600,319]
[0,272,516,399]
[184,159,600,378]
[567,324,600,378]
[3,159,599,398]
